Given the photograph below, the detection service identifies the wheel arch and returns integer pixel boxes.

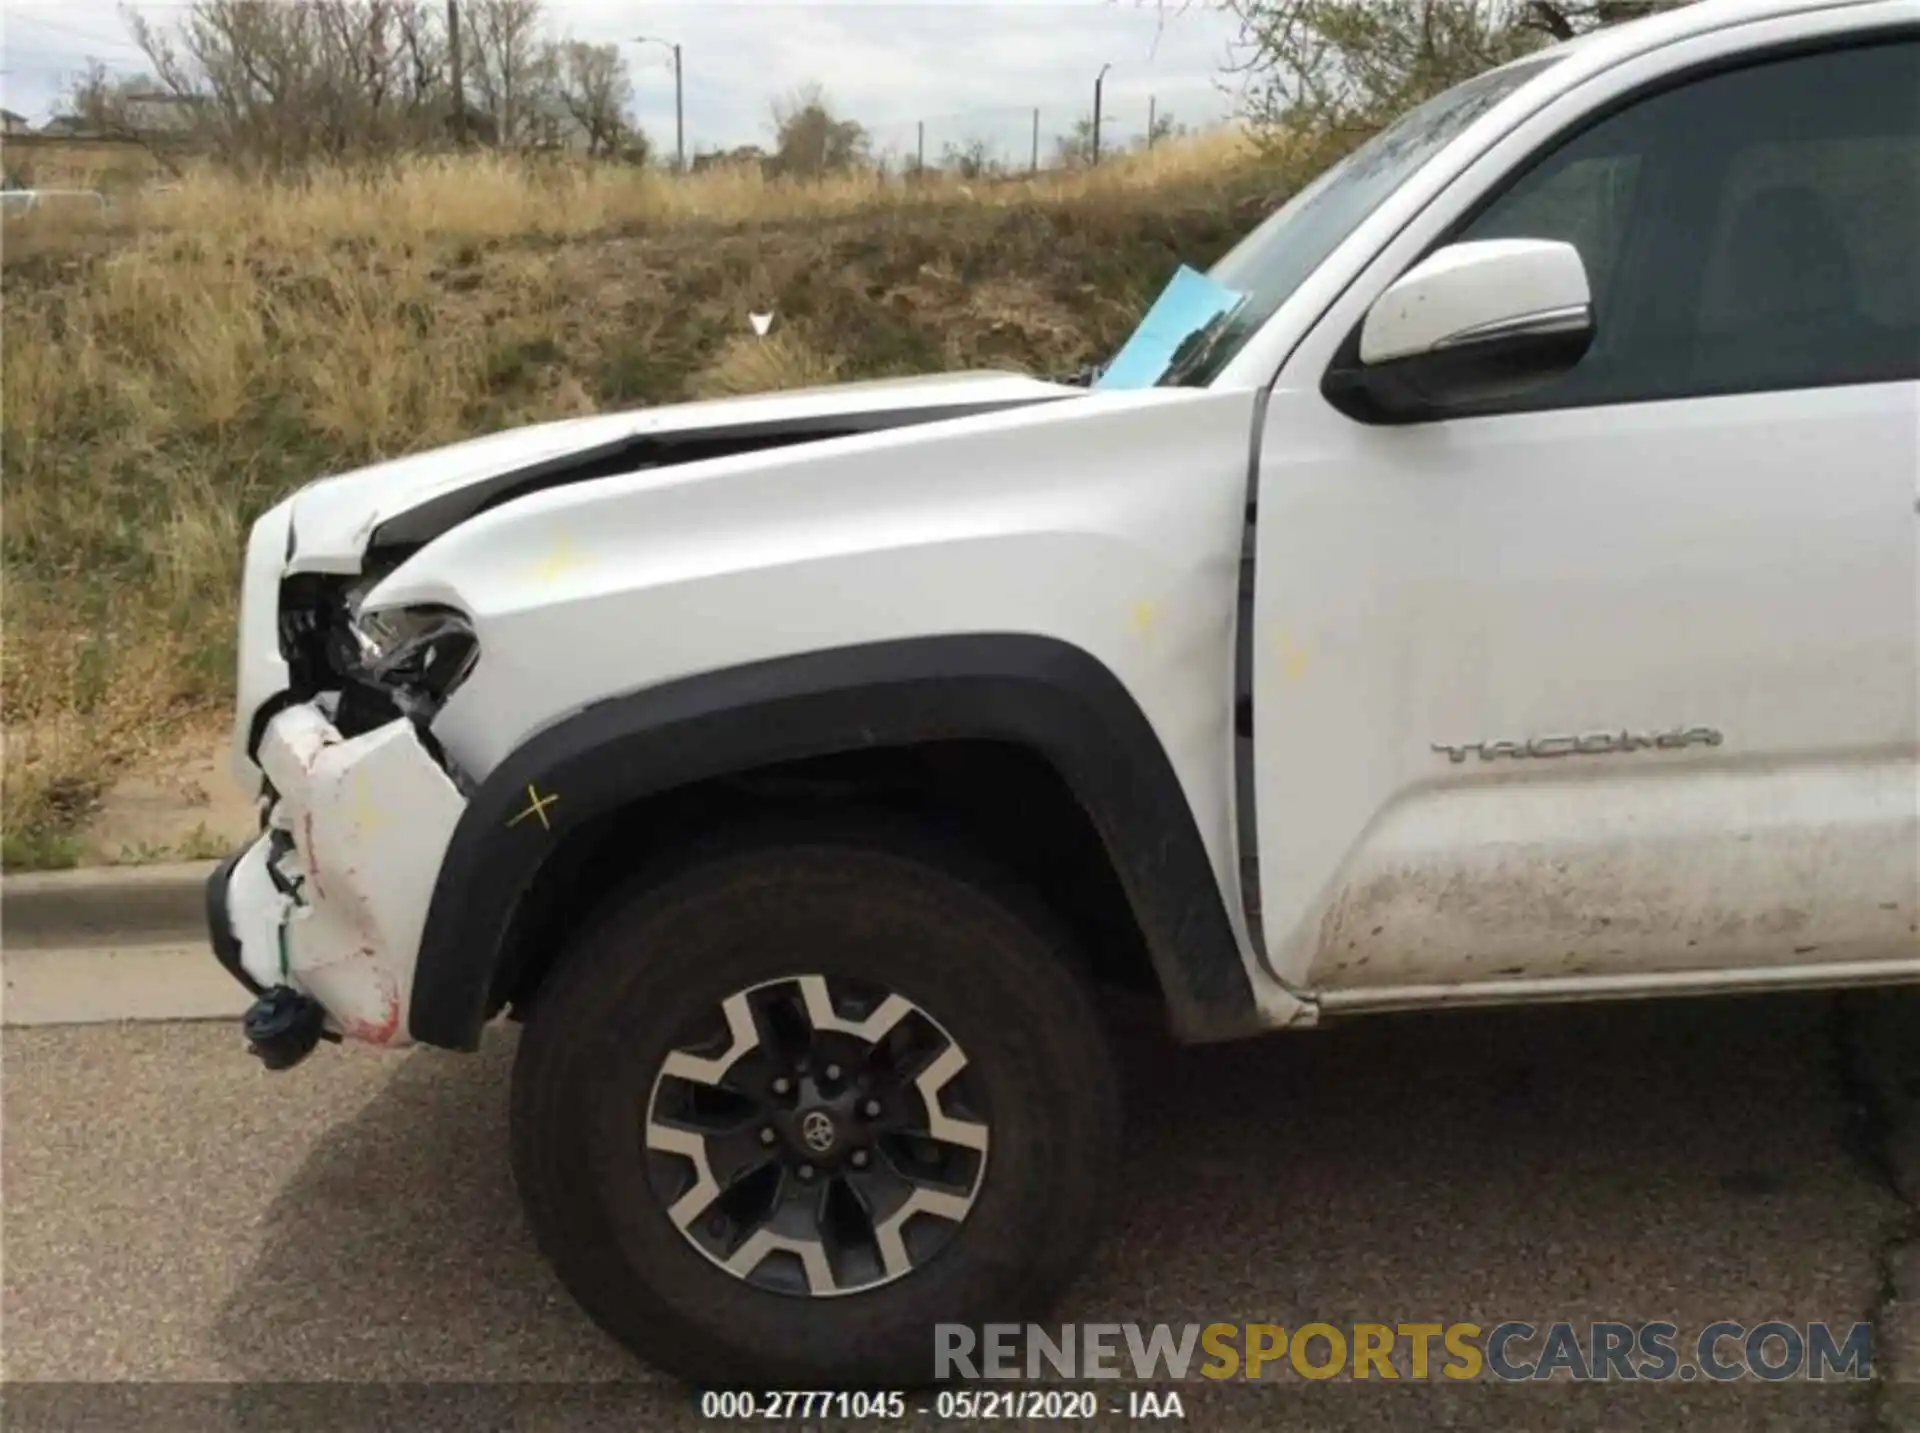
[408,634,1259,1050]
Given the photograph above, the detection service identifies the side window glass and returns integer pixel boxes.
[1453,37,1919,410]
[1690,132,1920,391]
[1463,153,1643,373]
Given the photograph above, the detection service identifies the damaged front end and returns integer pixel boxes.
[206,371,1085,1066]
[211,550,478,1068]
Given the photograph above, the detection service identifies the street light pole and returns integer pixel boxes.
[670,42,683,172]
[1092,62,1111,167]
[634,35,684,171]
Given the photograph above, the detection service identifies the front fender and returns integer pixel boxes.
[408,636,1260,1049]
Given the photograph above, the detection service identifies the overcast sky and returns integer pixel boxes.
[2,2,1249,164]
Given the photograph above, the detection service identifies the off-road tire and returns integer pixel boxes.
[508,823,1123,1387]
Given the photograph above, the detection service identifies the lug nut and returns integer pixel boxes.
[759,1127,777,1145]
[825,1063,842,1081]
[851,1149,870,1169]
[862,1099,883,1118]
[797,1164,816,1182]
[771,1077,792,1096]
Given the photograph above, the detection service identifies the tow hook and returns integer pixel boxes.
[242,986,333,1070]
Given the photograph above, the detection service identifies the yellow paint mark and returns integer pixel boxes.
[1276,629,1314,683]
[347,771,389,835]
[508,783,560,831]
[1128,601,1160,641]
[529,532,590,584]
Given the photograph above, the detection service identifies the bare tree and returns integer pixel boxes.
[1521,0,1682,40]
[66,59,136,134]
[1052,115,1098,169]
[464,0,550,147]
[1138,107,1183,149]
[552,40,632,158]
[939,135,999,180]
[1224,0,1695,138]
[1225,0,1539,135]
[394,1,448,107]
[769,84,870,177]
[126,1,449,171]
[63,60,187,176]
[311,2,396,152]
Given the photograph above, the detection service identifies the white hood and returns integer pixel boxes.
[285,370,1076,573]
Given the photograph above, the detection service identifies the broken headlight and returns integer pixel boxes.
[347,604,479,711]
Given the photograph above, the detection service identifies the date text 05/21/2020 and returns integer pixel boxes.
[695,1388,1183,1421]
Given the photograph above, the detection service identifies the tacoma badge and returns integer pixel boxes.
[1432,727,1724,764]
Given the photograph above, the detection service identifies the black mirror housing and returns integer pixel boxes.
[1322,322,1595,425]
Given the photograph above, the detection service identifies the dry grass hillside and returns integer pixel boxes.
[1,129,1329,867]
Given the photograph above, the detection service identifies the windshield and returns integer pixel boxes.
[1094,53,1564,391]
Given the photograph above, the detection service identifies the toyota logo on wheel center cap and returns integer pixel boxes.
[799,1109,837,1154]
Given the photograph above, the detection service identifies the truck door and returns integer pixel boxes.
[1250,27,1919,1002]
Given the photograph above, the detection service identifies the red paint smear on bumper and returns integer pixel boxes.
[301,811,327,900]
[341,985,402,1046]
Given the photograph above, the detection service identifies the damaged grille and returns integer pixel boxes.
[276,571,406,738]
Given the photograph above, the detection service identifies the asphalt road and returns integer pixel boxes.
[4,987,1916,1433]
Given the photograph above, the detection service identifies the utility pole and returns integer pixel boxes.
[1030,107,1039,175]
[670,42,684,173]
[634,36,684,172]
[1092,62,1111,166]
[447,0,468,146]
[916,119,924,175]
[1147,95,1156,150]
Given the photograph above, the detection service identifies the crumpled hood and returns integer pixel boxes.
[285,370,1077,574]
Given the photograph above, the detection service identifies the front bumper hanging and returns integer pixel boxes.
[204,703,467,1066]
[206,849,331,1070]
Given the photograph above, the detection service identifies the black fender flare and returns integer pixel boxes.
[408,634,1258,1049]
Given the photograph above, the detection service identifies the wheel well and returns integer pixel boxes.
[488,740,1161,1023]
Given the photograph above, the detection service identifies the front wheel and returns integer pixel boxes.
[508,828,1123,1386]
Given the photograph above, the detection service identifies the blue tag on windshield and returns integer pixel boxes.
[1095,265,1246,390]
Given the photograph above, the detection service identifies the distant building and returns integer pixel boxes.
[118,91,203,136]
[692,145,770,175]
[524,100,597,155]
[0,110,31,136]
[37,114,95,138]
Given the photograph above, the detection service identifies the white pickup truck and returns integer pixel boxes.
[206,0,1917,1387]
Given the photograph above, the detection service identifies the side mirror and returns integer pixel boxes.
[1323,239,1595,422]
